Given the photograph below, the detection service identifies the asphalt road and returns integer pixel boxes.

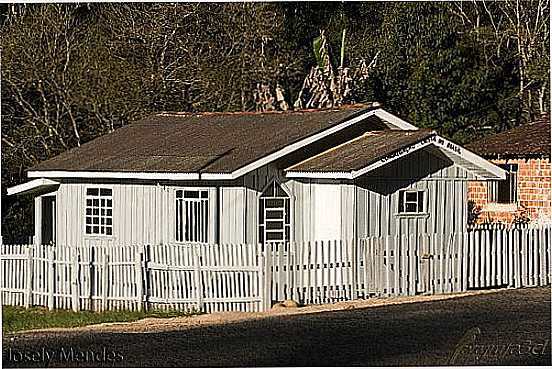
[3,286,551,367]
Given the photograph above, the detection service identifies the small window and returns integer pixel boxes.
[85,188,113,236]
[398,190,425,214]
[176,190,209,242]
[488,164,518,204]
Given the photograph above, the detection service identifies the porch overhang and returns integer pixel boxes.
[7,178,60,196]
[285,135,506,181]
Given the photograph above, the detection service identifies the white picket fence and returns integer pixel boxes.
[1,243,266,313]
[1,226,550,312]
[267,227,551,303]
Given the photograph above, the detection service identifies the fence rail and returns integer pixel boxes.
[1,226,551,312]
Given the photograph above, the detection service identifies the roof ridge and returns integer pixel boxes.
[156,102,381,118]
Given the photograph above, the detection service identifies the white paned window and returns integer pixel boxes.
[398,190,425,214]
[176,190,209,243]
[259,181,291,245]
[85,188,113,235]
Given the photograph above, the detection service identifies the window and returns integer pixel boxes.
[488,164,518,204]
[398,190,425,214]
[259,181,291,245]
[85,188,113,235]
[176,190,209,242]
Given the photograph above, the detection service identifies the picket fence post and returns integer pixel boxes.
[263,244,272,310]
[352,238,359,299]
[192,244,203,312]
[71,247,80,312]
[24,245,33,308]
[102,248,109,311]
[258,246,266,311]
[135,246,144,312]
[47,246,55,310]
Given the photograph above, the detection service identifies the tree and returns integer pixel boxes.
[449,0,550,121]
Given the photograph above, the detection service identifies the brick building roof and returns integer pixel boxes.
[466,115,551,158]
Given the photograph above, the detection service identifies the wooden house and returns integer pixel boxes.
[8,104,505,247]
[467,114,551,224]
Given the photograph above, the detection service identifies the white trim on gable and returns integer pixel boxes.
[371,109,418,130]
[285,135,506,180]
[7,178,60,196]
[228,109,382,179]
[431,136,506,180]
[350,137,436,179]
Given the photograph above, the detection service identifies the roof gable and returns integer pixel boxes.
[286,132,505,180]
[286,130,435,173]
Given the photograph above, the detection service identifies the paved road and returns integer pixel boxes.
[3,287,551,367]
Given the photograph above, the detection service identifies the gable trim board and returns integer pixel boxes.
[368,109,418,130]
[228,109,380,179]
[7,178,60,196]
[286,135,506,180]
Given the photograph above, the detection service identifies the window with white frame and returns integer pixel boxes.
[85,188,113,235]
[398,190,425,214]
[176,190,209,243]
[258,181,291,245]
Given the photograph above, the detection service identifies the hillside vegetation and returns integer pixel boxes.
[0,2,549,240]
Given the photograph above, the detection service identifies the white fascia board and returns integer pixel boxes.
[27,170,200,181]
[432,136,506,180]
[372,109,418,130]
[285,171,353,179]
[229,109,379,179]
[200,173,233,180]
[7,178,60,196]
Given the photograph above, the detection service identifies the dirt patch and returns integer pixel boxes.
[12,288,505,335]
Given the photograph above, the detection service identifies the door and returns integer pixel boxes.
[41,196,56,245]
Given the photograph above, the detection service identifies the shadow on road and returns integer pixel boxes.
[3,286,551,367]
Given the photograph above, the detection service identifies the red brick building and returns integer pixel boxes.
[466,115,551,224]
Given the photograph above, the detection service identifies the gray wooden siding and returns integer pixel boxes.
[50,183,217,247]
[354,148,472,238]
[39,148,475,246]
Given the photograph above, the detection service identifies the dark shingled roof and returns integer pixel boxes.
[30,106,373,174]
[465,115,551,158]
[286,130,435,173]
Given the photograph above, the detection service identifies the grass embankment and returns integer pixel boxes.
[2,305,198,334]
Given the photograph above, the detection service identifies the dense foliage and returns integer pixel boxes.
[0,2,549,241]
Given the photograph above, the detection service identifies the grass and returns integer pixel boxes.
[2,305,199,334]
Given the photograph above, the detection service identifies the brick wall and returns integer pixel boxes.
[467,158,551,224]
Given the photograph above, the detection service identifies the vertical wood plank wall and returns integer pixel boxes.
[38,149,472,249]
